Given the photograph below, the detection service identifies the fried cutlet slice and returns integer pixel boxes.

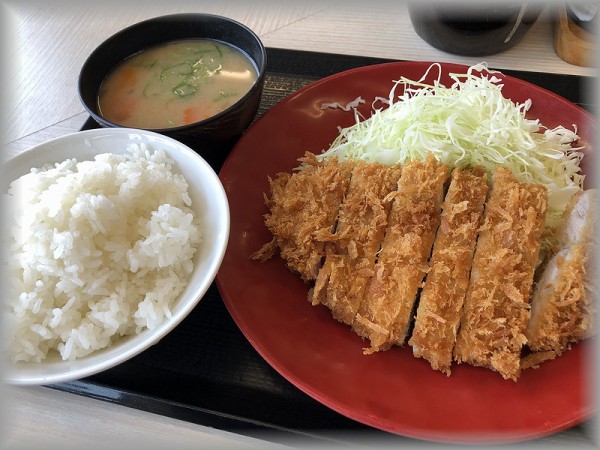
[520,349,560,370]
[250,172,291,262]
[453,167,548,381]
[310,161,402,325]
[526,189,597,356]
[252,152,353,282]
[408,166,489,375]
[353,154,449,354]
[554,188,597,249]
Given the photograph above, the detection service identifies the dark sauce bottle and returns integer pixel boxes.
[407,2,545,56]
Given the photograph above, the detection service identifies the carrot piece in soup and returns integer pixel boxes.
[114,66,139,92]
[104,97,137,123]
[183,107,210,125]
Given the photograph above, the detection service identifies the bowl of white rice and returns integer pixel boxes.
[2,128,230,385]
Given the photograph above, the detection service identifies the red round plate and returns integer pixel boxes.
[216,61,596,444]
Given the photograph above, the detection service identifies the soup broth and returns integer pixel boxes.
[98,39,258,128]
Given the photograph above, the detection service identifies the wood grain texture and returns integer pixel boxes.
[261,3,595,76]
[5,2,327,144]
[4,2,594,144]
[3,386,268,449]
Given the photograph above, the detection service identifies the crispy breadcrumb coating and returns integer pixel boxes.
[526,189,597,357]
[251,152,352,282]
[353,154,448,353]
[253,153,593,380]
[453,167,548,381]
[311,161,402,325]
[409,166,489,375]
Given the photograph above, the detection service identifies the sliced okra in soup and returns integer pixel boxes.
[98,39,258,128]
[143,80,162,98]
[172,82,197,98]
[200,47,224,72]
[187,66,214,86]
[160,62,194,83]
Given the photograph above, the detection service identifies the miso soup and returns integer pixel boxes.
[98,39,258,129]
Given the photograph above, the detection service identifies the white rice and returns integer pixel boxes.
[3,143,202,362]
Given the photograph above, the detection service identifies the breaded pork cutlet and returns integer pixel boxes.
[525,189,597,363]
[554,188,597,249]
[251,152,352,282]
[453,167,548,381]
[310,161,402,325]
[409,166,489,375]
[353,154,449,354]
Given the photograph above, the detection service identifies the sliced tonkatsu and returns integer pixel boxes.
[252,152,353,282]
[353,154,449,354]
[526,189,597,358]
[310,161,402,326]
[253,150,595,380]
[409,166,489,375]
[453,167,548,381]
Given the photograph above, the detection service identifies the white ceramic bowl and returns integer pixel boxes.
[2,128,230,385]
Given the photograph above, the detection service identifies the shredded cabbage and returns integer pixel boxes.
[318,63,585,232]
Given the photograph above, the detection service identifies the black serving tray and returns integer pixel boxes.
[57,48,593,446]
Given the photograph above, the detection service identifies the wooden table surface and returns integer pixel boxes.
[2,2,597,448]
